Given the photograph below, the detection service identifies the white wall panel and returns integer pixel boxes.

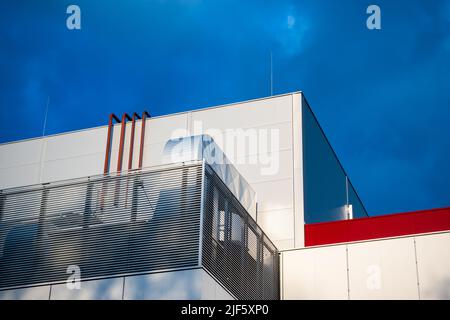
[0,163,41,189]
[190,95,293,132]
[41,153,104,183]
[347,238,419,300]
[0,285,50,300]
[215,286,234,300]
[281,233,450,300]
[110,124,122,157]
[292,93,304,248]
[0,139,44,189]
[275,239,295,251]
[144,114,189,145]
[189,122,292,159]
[251,179,293,212]
[282,245,348,299]
[50,278,123,300]
[257,208,294,249]
[44,127,107,161]
[200,269,216,299]
[123,269,234,300]
[0,139,43,168]
[200,271,235,300]
[416,232,450,300]
[140,142,170,168]
[233,150,293,185]
[131,121,143,168]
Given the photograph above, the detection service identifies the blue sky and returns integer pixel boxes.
[1,0,449,216]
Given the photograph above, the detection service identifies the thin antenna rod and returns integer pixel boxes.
[270,51,273,96]
[42,96,50,136]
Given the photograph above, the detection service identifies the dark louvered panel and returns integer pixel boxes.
[201,166,280,300]
[0,163,202,290]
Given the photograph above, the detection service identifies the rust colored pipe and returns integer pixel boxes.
[117,113,132,173]
[103,113,120,174]
[138,111,151,169]
[101,113,120,211]
[127,113,141,171]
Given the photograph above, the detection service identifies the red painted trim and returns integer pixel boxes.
[138,111,150,169]
[305,206,450,246]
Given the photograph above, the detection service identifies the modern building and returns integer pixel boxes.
[0,92,448,300]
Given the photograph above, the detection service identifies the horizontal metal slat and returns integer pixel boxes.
[0,164,203,290]
[201,165,279,300]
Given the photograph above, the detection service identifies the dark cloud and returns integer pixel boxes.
[0,0,449,215]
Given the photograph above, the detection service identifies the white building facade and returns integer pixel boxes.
[0,92,448,300]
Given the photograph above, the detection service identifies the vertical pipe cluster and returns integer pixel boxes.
[103,111,151,175]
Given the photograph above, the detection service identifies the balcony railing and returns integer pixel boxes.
[0,161,279,300]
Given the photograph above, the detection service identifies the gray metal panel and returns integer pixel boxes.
[0,160,280,300]
[0,163,202,290]
[201,165,279,300]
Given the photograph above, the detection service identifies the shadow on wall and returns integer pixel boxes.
[51,277,123,300]
[123,269,202,300]
[0,269,205,300]
[48,268,204,299]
